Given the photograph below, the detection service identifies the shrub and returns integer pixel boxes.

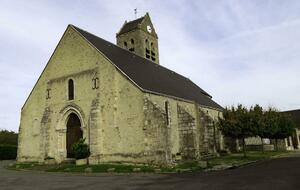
[0,144,17,160]
[72,138,90,159]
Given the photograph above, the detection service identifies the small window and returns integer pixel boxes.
[131,39,134,44]
[46,89,51,99]
[68,79,74,100]
[129,48,135,52]
[92,77,99,89]
[165,101,170,125]
[124,41,127,48]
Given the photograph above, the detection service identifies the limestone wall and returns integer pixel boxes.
[18,26,103,162]
[144,93,223,161]
[92,52,146,164]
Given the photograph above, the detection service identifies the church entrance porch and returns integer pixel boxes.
[66,113,83,158]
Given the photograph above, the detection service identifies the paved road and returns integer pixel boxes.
[1,155,300,190]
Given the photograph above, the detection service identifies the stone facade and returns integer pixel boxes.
[18,16,224,166]
[116,13,159,64]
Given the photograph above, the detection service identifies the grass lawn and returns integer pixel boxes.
[9,151,292,173]
[207,150,290,168]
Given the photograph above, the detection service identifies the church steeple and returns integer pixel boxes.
[116,13,159,64]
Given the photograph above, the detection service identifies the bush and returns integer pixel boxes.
[0,144,17,160]
[72,138,90,159]
[0,130,18,145]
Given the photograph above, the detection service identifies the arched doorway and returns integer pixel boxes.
[66,113,83,158]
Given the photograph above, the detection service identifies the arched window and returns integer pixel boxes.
[124,41,127,48]
[68,79,74,100]
[145,39,150,59]
[151,42,156,61]
[129,39,135,52]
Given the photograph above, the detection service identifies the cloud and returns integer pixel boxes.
[1,0,300,131]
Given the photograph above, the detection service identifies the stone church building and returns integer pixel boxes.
[18,13,224,165]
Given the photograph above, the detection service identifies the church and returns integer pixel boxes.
[17,13,224,165]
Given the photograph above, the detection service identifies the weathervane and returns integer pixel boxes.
[134,8,137,19]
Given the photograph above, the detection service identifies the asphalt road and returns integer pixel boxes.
[1,154,300,190]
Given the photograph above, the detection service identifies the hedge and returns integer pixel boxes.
[0,144,17,160]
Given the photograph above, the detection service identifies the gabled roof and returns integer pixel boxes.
[283,109,300,127]
[72,25,223,110]
[117,16,144,35]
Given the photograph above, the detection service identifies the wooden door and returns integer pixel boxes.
[66,113,82,158]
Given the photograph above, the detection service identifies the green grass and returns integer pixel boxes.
[9,151,292,173]
[47,164,155,173]
[207,151,289,168]
[10,163,156,173]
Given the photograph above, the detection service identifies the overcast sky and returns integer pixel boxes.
[1,0,300,132]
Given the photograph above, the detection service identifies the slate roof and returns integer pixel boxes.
[283,109,300,127]
[72,25,223,110]
[117,17,144,35]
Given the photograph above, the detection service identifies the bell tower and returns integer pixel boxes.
[116,13,159,64]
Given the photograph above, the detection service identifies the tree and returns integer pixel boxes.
[249,105,265,152]
[0,130,18,160]
[0,130,18,145]
[270,112,295,151]
[218,104,255,157]
[261,108,279,150]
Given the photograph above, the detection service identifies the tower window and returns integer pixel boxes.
[145,48,150,59]
[68,79,74,100]
[150,42,156,61]
[124,41,127,48]
[145,39,150,59]
[129,39,135,52]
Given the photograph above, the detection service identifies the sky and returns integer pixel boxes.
[1,0,300,132]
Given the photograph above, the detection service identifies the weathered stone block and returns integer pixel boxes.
[107,168,115,172]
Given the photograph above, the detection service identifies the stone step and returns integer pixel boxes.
[62,159,76,164]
